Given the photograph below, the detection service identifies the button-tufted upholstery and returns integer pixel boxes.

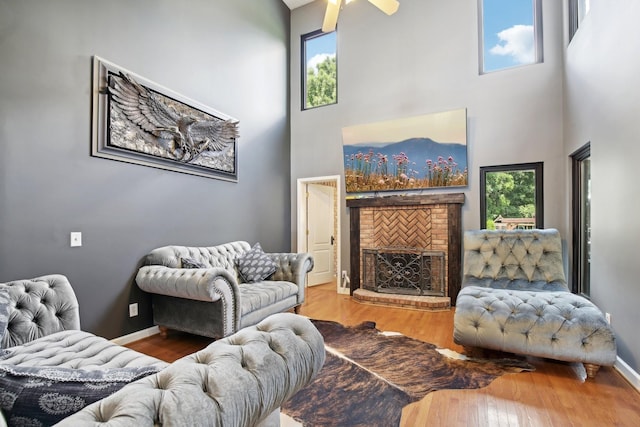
[57,312,326,426]
[0,275,168,426]
[453,229,616,378]
[1,330,167,370]
[136,241,314,339]
[0,275,325,426]
[0,275,166,371]
[461,228,568,291]
[143,241,250,271]
[0,274,81,349]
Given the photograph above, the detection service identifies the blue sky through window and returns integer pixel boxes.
[305,31,336,72]
[482,0,536,73]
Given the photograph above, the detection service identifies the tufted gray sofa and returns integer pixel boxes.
[0,275,163,372]
[453,229,616,379]
[0,275,325,426]
[136,241,314,339]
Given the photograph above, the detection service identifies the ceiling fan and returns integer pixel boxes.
[322,0,400,33]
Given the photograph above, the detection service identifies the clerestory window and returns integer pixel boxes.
[569,0,591,41]
[478,0,543,74]
[301,29,337,110]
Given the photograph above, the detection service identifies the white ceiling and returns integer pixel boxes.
[282,0,316,10]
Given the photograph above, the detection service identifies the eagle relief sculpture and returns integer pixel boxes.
[107,72,239,172]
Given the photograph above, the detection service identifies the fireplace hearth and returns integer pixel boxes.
[346,193,464,308]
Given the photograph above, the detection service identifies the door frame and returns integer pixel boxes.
[296,175,346,294]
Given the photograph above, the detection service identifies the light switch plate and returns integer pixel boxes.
[70,232,82,247]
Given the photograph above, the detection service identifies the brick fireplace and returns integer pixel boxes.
[346,193,465,309]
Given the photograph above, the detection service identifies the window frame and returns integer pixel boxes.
[479,162,544,230]
[568,0,579,41]
[300,29,337,111]
[568,0,590,42]
[478,0,544,74]
[571,142,591,296]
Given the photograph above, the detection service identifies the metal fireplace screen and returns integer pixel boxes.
[362,247,445,296]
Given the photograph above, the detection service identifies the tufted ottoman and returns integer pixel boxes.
[453,229,616,378]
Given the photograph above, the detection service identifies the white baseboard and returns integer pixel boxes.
[614,356,640,392]
[110,326,160,346]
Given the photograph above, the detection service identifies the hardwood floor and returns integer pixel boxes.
[126,283,640,426]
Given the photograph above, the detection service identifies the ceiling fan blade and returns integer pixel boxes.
[322,0,341,32]
[367,0,399,15]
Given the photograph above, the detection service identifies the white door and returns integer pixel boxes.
[306,184,335,286]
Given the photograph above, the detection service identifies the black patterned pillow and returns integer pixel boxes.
[236,243,278,283]
[181,257,207,269]
[0,365,159,425]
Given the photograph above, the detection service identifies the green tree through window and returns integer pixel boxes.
[485,171,536,228]
[301,29,337,110]
[480,163,543,230]
[306,56,336,108]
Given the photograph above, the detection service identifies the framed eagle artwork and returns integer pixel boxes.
[91,56,239,181]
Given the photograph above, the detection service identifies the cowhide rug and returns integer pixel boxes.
[281,319,534,427]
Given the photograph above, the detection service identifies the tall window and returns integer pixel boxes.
[480,163,544,230]
[479,0,543,74]
[571,143,591,296]
[301,30,337,110]
[569,0,591,41]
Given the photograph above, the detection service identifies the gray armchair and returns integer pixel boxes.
[136,241,314,339]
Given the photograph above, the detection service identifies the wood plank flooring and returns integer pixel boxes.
[126,283,640,426]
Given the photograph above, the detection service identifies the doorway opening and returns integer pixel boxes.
[296,175,346,294]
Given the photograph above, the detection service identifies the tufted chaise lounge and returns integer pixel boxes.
[0,275,325,426]
[453,229,616,378]
[136,241,314,339]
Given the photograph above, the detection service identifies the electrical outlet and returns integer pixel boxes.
[605,312,611,324]
[129,303,138,317]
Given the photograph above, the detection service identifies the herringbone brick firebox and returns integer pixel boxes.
[346,193,465,309]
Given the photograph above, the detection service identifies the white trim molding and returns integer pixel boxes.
[296,175,345,294]
[111,326,160,346]
[614,356,640,392]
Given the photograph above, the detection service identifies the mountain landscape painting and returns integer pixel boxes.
[342,108,468,194]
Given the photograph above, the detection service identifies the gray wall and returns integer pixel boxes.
[563,1,640,372]
[0,0,291,339]
[290,1,565,282]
